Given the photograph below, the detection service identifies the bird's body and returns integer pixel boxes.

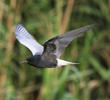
[27,54,57,68]
[15,24,98,68]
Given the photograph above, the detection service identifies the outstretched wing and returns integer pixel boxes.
[43,24,98,58]
[15,24,44,55]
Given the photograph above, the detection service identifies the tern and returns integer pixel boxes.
[15,24,97,68]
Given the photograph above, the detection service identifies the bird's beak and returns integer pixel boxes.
[21,60,28,64]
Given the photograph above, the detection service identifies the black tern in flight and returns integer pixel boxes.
[15,24,97,68]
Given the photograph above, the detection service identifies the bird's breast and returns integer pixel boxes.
[38,53,57,68]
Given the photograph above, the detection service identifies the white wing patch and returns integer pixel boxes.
[15,24,44,55]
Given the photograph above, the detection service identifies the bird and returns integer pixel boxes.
[15,24,97,68]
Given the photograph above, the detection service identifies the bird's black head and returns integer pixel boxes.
[22,55,41,67]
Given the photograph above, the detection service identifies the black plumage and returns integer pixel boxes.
[15,24,98,68]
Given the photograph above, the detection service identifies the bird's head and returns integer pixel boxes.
[21,55,40,67]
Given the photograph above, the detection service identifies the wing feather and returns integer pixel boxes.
[43,24,98,58]
[15,24,43,55]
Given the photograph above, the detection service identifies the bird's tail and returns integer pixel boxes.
[57,59,79,67]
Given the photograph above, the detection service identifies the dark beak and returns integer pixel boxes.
[21,60,28,64]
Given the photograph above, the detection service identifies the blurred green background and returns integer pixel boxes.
[0,0,110,100]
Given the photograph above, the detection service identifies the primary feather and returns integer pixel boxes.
[15,24,44,55]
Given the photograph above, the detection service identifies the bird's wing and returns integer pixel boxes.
[43,24,98,58]
[15,24,44,55]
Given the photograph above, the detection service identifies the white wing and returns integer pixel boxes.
[15,24,44,55]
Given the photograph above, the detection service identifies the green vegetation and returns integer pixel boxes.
[0,0,110,100]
